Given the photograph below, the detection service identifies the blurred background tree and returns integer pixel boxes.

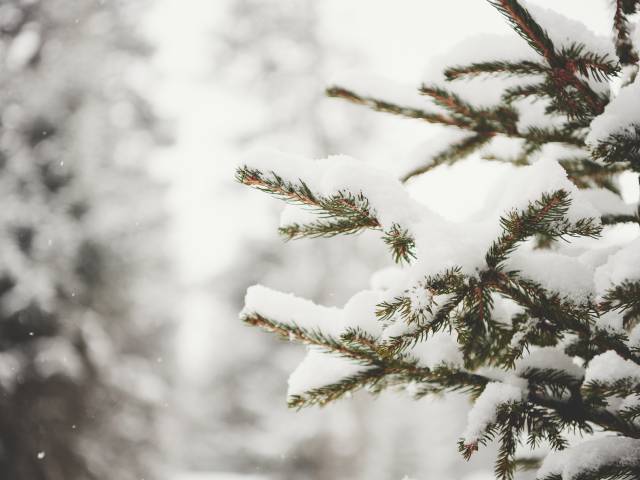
[0,1,173,479]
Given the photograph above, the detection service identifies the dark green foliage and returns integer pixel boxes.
[601,280,640,318]
[559,43,621,82]
[560,157,627,193]
[613,0,640,66]
[591,124,640,171]
[444,60,548,80]
[237,165,416,262]
[401,133,493,181]
[485,190,602,269]
[487,0,556,60]
[325,85,461,126]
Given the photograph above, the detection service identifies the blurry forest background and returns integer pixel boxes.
[0,1,627,480]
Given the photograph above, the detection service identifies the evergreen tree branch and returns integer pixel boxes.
[601,213,639,225]
[614,0,640,66]
[488,0,608,118]
[288,369,388,408]
[573,464,640,480]
[236,166,417,262]
[591,124,640,171]
[376,268,467,326]
[241,312,490,407]
[600,280,640,316]
[487,0,556,61]
[520,126,586,148]
[328,83,588,184]
[485,190,602,269]
[325,85,466,127]
[520,367,582,397]
[560,157,627,193]
[381,290,468,354]
[444,60,548,80]
[419,84,483,121]
[559,43,621,82]
[582,378,640,403]
[400,133,494,181]
[279,218,372,239]
[531,391,640,439]
[382,224,417,263]
[502,82,549,103]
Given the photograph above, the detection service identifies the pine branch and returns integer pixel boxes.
[241,313,377,364]
[485,190,602,269]
[236,165,377,230]
[573,464,640,480]
[419,84,483,121]
[601,213,639,225]
[494,273,594,340]
[560,157,627,193]
[409,366,490,399]
[531,391,640,439]
[376,268,466,325]
[591,124,640,171]
[461,401,573,480]
[520,126,586,148]
[329,82,587,183]
[566,325,640,365]
[288,368,387,408]
[619,403,640,422]
[502,82,549,103]
[614,0,640,66]
[559,43,621,82]
[325,85,465,127]
[582,378,640,403]
[279,218,372,239]
[381,290,467,354]
[444,60,548,80]
[400,133,494,181]
[382,224,416,263]
[487,0,556,61]
[520,367,582,398]
[236,166,416,262]
[488,0,608,118]
[242,312,490,407]
[546,74,605,119]
[420,85,520,133]
[600,280,640,316]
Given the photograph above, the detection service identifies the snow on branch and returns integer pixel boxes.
[582,350,640,400]
[537,437,640,480]
[461,380,525,445]
[236,148,429,262]
[612,0,640,66]
[588,74,640,171]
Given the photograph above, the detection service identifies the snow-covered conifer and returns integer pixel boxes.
[237,2,640,479]
[0,1,171,479]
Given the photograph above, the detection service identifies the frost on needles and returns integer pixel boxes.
[235,1,640,479]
